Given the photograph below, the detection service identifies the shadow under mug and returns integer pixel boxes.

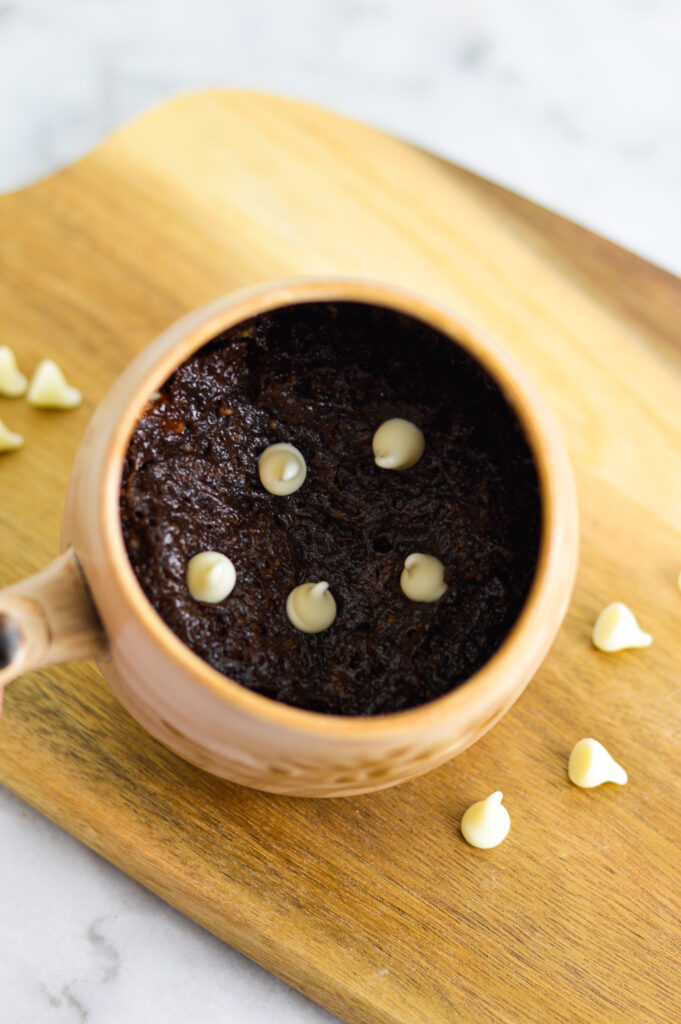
[0,278,578,797]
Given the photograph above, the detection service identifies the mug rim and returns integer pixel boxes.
[97,276,578,737]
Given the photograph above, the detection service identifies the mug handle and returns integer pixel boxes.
[0,548,107,712]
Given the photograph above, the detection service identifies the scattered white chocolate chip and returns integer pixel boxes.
[461,791,511,849]
[27,358,82,410]
[258,442,307,496]
[186,551,236,603]
[591,602,652,652]
[400,553,447,602]
[677,570,681,593]
[286,581,337,633]
[568,738,628,788]
[372,418,425,470]
[0,346,27,397]
[0,417,23,453]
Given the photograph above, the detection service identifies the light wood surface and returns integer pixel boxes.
[0,91,680,1023]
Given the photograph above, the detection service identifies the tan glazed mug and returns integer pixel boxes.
[0,278,579,797]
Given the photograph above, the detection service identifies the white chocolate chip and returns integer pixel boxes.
[568,738,628,788]
[372,418,425,470]
[186,551,236,603]
[0,346,27,397]
[258,442,307,496]
[0,417,23,453]
[286,581,337,633]
[591,602,652,652]
[400,553,447,602]
[677,570,681,593]
[27,359,82,410]
[461,791,511,849]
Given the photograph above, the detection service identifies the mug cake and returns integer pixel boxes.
[120,301,541,716]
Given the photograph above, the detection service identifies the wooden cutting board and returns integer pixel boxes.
[1,91,679,1024]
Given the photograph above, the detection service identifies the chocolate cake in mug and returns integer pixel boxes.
[120,301,541,716]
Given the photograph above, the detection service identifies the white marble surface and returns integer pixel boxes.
[1,0,680,272]
[0,2,680,1022]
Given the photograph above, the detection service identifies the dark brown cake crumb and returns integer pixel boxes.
[120,302,541,716]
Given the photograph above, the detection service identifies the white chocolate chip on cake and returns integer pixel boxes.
[461,792,511,849]
[0,417,23,453]
[372,418,425,470]
[258,442,307,495]
[591,602,652,652]
[0,346,27,397]
[27,359,82,410]
[568,738,628,788]
[400,553,447,602]
[286,581,337,633]
[186,551,236,603]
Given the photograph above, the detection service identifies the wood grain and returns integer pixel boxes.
[0,90,680,1023]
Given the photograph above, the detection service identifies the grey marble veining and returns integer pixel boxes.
[0,786,339,1022]
[0,2,680,1022]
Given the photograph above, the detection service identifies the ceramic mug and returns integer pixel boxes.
[0,278,578,797]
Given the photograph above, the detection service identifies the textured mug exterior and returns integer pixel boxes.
[64,278,579,797]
